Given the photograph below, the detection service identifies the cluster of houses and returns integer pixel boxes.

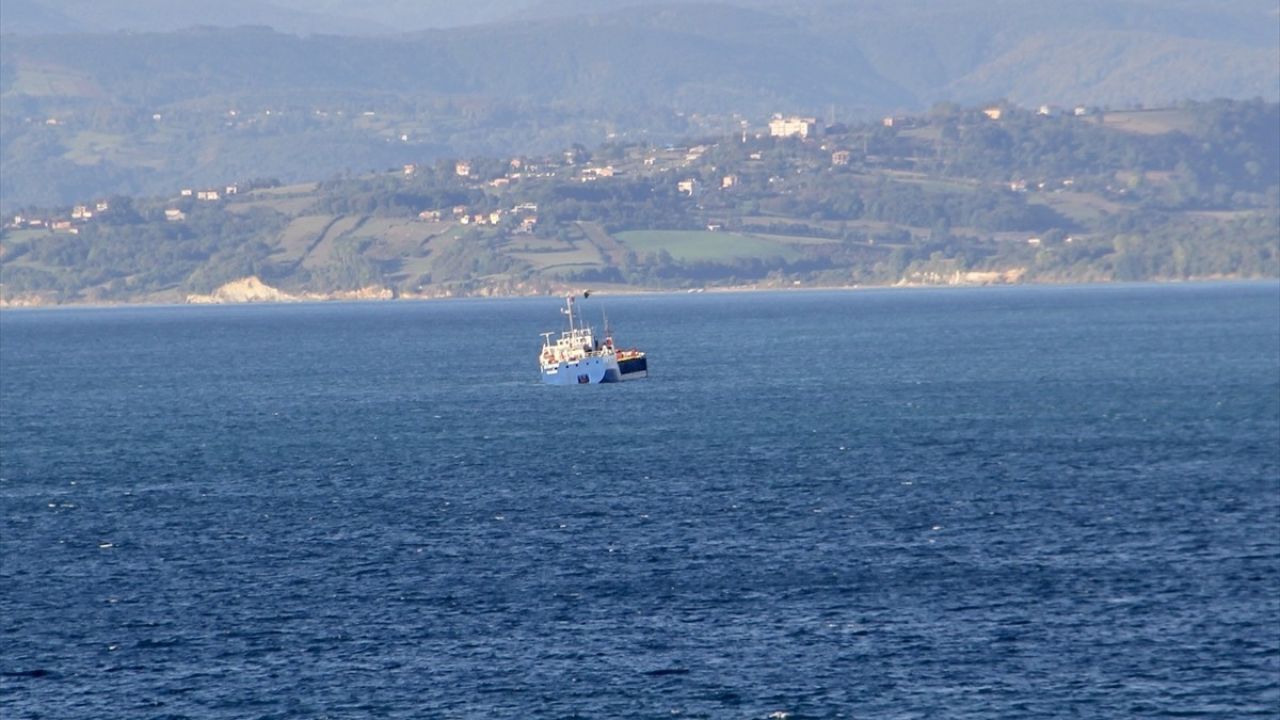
[9,200,111,234]
[982,104,1093,121]
[420,202,540,234]
[166,183,240,221]
[10,177,250,231]
[179,184,238,201]
[11,105,1115,243]
[398,134,748,222]
[1009,177,1076,193]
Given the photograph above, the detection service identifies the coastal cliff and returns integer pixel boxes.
[185,277,393,304]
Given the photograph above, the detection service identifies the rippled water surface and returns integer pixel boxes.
[2,283,1278,719]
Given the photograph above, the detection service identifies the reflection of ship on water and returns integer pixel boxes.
[538,293,647,385]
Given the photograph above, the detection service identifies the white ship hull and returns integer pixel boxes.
[541,355,621,384]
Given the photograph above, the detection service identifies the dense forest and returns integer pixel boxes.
[1,99,1277,304]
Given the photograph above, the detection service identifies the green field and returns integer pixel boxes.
[614,230,801,262]
[510,244,603,270]
[247,182,320,197]
[750,232,841,247]
[11,64,98,97]
[64,132,128,165]
[1028,192,1125,225]
[272,215,336,264]
[345,217,427,242]
[1,229,55,245]
[881,169,979,194]
[304,215,364,266]
[1096,109,1196,136]
[226,196,317,216]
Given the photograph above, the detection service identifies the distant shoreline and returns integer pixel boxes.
[3,276,1276,312]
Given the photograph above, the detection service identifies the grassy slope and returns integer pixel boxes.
[615,230,802,262]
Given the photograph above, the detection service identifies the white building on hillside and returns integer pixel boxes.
[768,115,819,139]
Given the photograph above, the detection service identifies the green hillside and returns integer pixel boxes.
[2,99,1276,305]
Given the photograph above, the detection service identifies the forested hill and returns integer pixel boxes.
[3,0,1278,210]
[2,100,1276,306]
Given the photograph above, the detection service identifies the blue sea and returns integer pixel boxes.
[2,283,1278,719]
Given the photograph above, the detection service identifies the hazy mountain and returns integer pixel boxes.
[0,1,77,34]
[0,0,515,34]
[268,0,544,31]
[2,1,1276,208]
[0,6,914,112]
[8,0,1277,41]
[0,0,746,34]
[0,0,393,35]
[818,0,1280,106]
[6,2,1274,109]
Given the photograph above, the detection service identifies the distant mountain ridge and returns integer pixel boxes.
[5,2,1275,109]
[0,0,393,35]
[2,1,1276,208]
